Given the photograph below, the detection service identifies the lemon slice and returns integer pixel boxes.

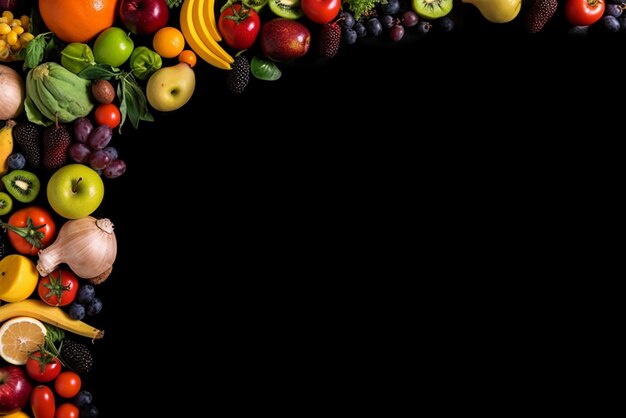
[0,316,47,365]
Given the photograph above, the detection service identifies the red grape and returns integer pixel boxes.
[73,117,94,144]
[88,125,113,150]
[103,159,127,179]
[68,142,92,164]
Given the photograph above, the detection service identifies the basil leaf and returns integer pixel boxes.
[120,74,153,131]
[78,64,120,80]
[251,56,281,81]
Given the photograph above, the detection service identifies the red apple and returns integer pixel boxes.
[119,0,170,36]
[0,365,33,415]
[260,18,311,62]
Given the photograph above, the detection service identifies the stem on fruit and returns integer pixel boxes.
[73,177,82,193]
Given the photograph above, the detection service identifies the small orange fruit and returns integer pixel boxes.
[39,0,119,44]
[153,26,185,58]
[178,50,197,68]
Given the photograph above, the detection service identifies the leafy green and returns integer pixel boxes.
[20,32,58,71]
[79,64,154,132]
[251,56,282,81]
[166,0,184,8]
[44,324,65,346]
[342,0,387,19]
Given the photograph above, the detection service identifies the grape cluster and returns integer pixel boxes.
[70,117,127,179]
[68,284,103,320]
[339,0,454,44]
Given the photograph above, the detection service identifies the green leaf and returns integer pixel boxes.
[119,73,153,132]
[251,56,282,81]
[78,64,120,81]
[44,324,65,346]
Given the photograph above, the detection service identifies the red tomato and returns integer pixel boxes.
[94,103,121,129]
[38,269,79,307]
[218,3,260,50]
[26,351,63,382]
[31,385,56,418]
[54,371,81,398]
[55,403,79,418]
[565,0,605,26]
[0,206,56,255]
[302,0,341,24]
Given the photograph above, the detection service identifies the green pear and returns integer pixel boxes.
[461,0,522,23]
[146,63,196,112]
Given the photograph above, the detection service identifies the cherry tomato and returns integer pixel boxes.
[0,206,56,255]
[38,269,79,307]
[55,403,79,418]
[218,3,260,50]
[26,351,62,382]
[94,103,121,129]
[301,0,341,24]
[31,385,55,418]
[565,0,605,26]
[54,371,81,399]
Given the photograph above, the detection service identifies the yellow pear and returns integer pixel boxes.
[146,63,196,112]
[461,0,522,23]
[0,254,38,303]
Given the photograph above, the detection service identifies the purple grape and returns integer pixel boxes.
[87,124,113,150]
[73,117,94,144]
[68,142,92,164]
[102,146,118,161]
[389,24,405,41]
[103,159,127,179]
[402,11,419,27]
[89,150,111,170]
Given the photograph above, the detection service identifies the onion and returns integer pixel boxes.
[0,64,25,121]
[37,217,117,285]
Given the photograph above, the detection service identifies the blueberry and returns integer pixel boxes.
[606,3,623,18]
[7,153,26,170]
[602,15,620,32]
[74,390,93,407]
[367,18,383,36]
[86,297,102,316]
[339,11,355,30]
[381,0,400,15]
[354,22,367,37]
[343,28,358,45]
[80,404,99,418]
[69,303,86,320]
[437,16,455,32]
[381,15,395,29]
[76,284,96,304]
[416,21,432,35]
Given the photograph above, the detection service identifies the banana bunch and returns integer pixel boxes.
[0,299,104,341]
[0,119,15,176]
[180,0,234,70]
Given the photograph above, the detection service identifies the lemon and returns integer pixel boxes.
[0,254,38,303]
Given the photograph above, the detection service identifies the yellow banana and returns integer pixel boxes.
[0,299,103,341]
[202,0,222,42]
[192,0,232,63]
[180,0,232,70]
[0,119,15,176]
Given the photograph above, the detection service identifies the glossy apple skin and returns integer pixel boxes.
[47,164,105,219]
[120,0,170,35]
[0,366,33,415]
[261,18,311,62]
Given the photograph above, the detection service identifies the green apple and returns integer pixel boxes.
[146,63,195,112]
[47,164,104,219]
[93,27,135,68]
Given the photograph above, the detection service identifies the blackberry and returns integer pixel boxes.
[227,55,250,95]
[525,0,558,33]
[60,339,94,374]
[0,234,6,259]
[12,121,42,168]
[318,21,342,58]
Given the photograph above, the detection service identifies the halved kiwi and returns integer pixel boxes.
[269,0,303,19]
[412,0,453,19]
[244,0,268,12]
[1,169,40,203]
[0,191,13,216]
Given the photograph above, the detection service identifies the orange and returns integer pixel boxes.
[153,26,185,58]
[0,316,47,365]
[178,49,197,68]
[39,0,120,43]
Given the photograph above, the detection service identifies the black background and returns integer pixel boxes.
[2,0,619,415]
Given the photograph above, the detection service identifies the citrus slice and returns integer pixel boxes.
[0,316,47,365]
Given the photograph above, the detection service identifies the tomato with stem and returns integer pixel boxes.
[565,0,605,26]
[26,351,62,382]
[0,206,56,255]
[301,0,341,24]
[38,269,79,307]
[218,3,260,50]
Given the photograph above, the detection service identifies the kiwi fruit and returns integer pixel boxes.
[1,169,41,203]
[269,0,303,19]
[0,191,13,216]
[244,0,268,12]
[412,0,453,19]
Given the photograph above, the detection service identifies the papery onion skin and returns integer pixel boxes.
[0,64,25,121]
[36,217,117,283]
